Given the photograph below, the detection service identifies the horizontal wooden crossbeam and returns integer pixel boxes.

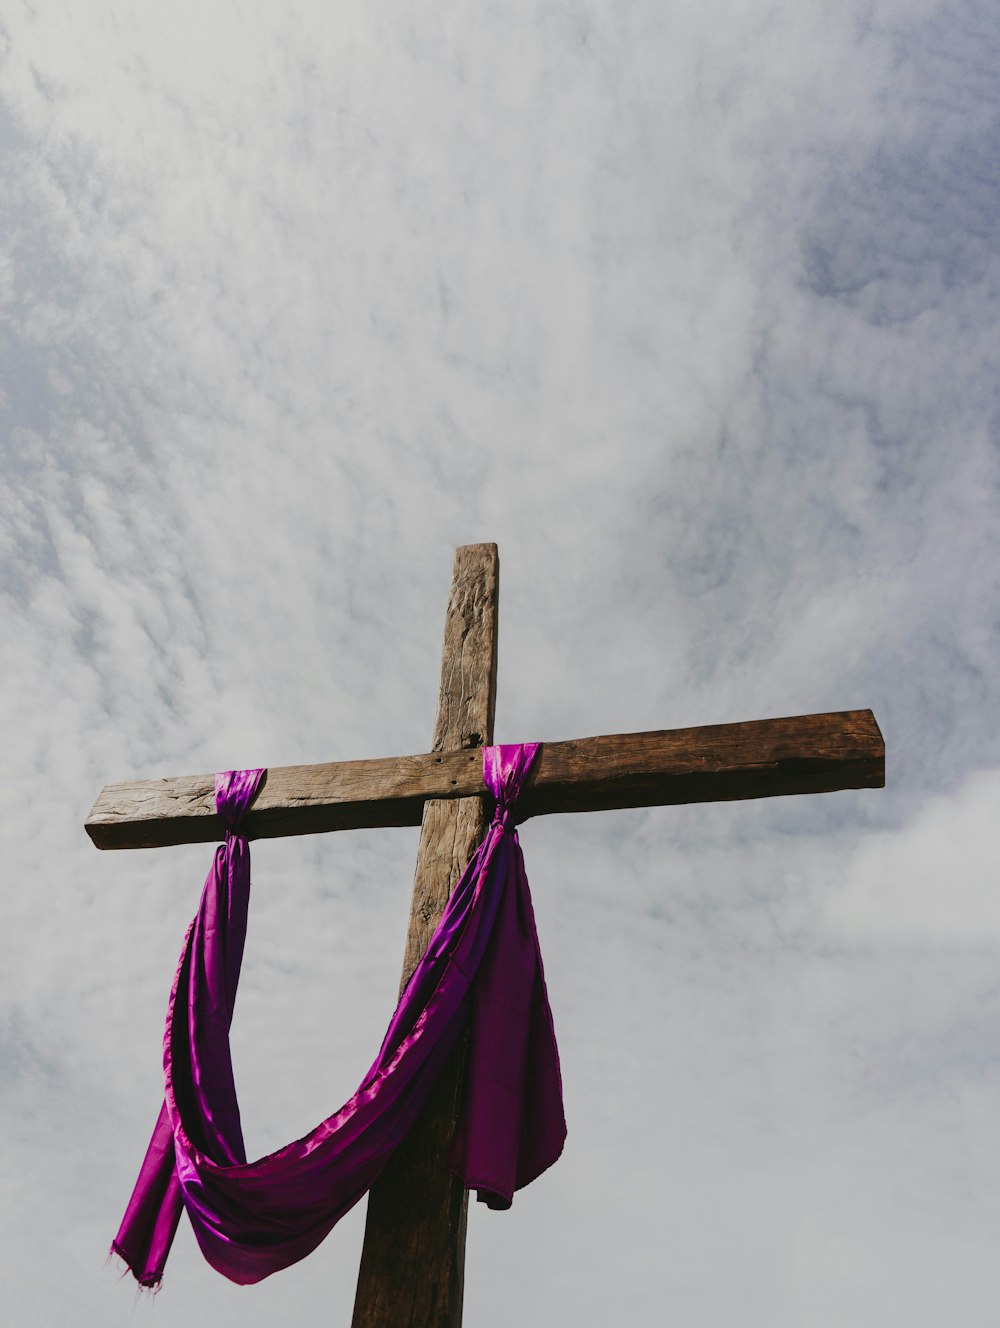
[85,709,883,851]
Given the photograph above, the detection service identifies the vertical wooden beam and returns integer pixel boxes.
[352,544,499,1328]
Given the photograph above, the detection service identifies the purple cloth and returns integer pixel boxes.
[112,744,564,1287]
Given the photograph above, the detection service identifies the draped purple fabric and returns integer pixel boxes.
[112,744,564,1288]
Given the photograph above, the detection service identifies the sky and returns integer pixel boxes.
[1,1,999,1323]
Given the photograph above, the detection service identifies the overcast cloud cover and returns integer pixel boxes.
[2,1,999,1323]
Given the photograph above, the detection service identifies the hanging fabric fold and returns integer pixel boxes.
[112,743,565,1288]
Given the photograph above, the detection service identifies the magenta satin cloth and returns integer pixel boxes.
[112,744,565,1288]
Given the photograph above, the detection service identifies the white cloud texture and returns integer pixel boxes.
[826,769,1000,942]
[2,0,1000,1323]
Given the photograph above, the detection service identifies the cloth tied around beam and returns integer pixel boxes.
[112,742,565,1288]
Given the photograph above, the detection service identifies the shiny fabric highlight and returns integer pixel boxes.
[112,744,564,1287]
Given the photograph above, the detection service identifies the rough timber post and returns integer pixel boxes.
[351,543,499,1328]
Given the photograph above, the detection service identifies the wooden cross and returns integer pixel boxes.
[87,543,884,1326]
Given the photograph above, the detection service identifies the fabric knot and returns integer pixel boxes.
[214,768,266,833]
[482,743,540,831]
[491,805,516,832]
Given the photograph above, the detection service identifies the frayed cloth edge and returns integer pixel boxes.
[108,1242,163,1293]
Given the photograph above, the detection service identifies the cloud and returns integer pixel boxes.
[3,0,1000,1323]
[824,768,1000,942]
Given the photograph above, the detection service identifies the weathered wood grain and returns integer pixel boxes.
[352,542,499,1328]
[86,709,884,850]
